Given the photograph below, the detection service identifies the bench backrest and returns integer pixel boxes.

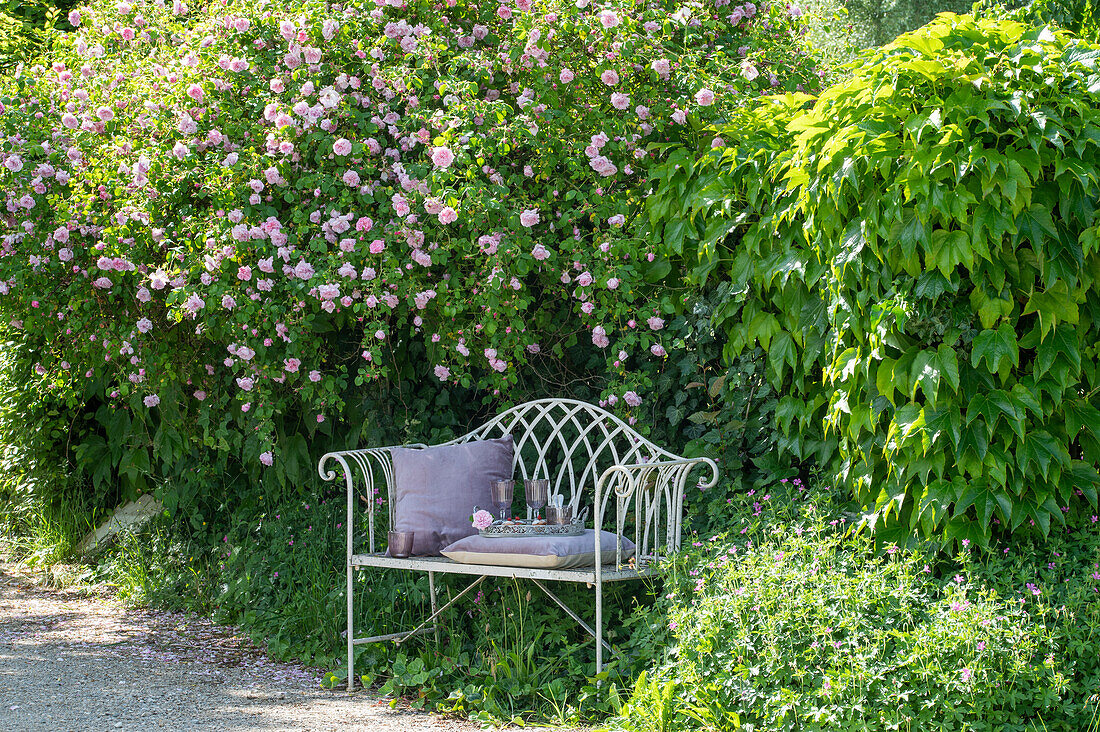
[442,398,677,514]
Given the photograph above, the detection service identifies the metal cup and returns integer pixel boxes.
[387,530,414,558]
[546,504,573,526]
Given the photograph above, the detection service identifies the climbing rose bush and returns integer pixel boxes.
[0,0,820,476]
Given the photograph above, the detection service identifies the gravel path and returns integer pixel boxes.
[0,560,483,731]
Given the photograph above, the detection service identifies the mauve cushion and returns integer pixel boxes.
[391,436,514,556]
[440,530,635,569]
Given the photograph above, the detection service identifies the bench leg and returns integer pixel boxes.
[428,571,440,645]
[347,561,355,693]
[595,576,604,681]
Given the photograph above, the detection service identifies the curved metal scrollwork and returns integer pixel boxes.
[319,399,718,568]
[318,445,426,553]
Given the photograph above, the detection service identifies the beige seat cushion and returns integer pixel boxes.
[440,530,635,569]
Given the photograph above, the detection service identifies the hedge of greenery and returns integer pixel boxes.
[645,12,1100,548]
[0,0,821,525]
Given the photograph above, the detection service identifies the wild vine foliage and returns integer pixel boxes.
[0,0,820,507]
[647,14,1100,546]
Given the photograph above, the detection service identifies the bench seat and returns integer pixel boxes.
[350,552,656,583]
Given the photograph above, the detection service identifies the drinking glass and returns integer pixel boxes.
[490,480,514,521]
[525,479,550,522]
[546,504,573,526]
[387,531,414,558]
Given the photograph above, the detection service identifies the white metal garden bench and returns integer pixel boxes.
[318,398,718,690]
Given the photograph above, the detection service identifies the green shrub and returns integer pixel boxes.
[615,484,1100,731]
[647,13,1100,546]
[1022,0,1100,40]
[0,0,824,531]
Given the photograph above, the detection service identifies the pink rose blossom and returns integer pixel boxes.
[260,452,274,466]
[611,93,630,110]
[431,146,455,168]
[519,209,540,227]
[333,138,352,156]
[600,69,620,86]
[559,68,574,83]
[143,394,160,408]
[592,326,610,348]
[695,88,716,106]
[294,261,315,280]
[472,509,494,530]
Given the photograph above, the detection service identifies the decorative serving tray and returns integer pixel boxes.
[479,519,585,538]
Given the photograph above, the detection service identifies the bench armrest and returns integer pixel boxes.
[318,444,427,555]
[594,456,719,571]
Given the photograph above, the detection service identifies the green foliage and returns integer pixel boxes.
[1018,0,1100,40]
[647,13,1100,546]
[613,481,1100,732]
[0,0,72,70]
[627,286,792,537]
